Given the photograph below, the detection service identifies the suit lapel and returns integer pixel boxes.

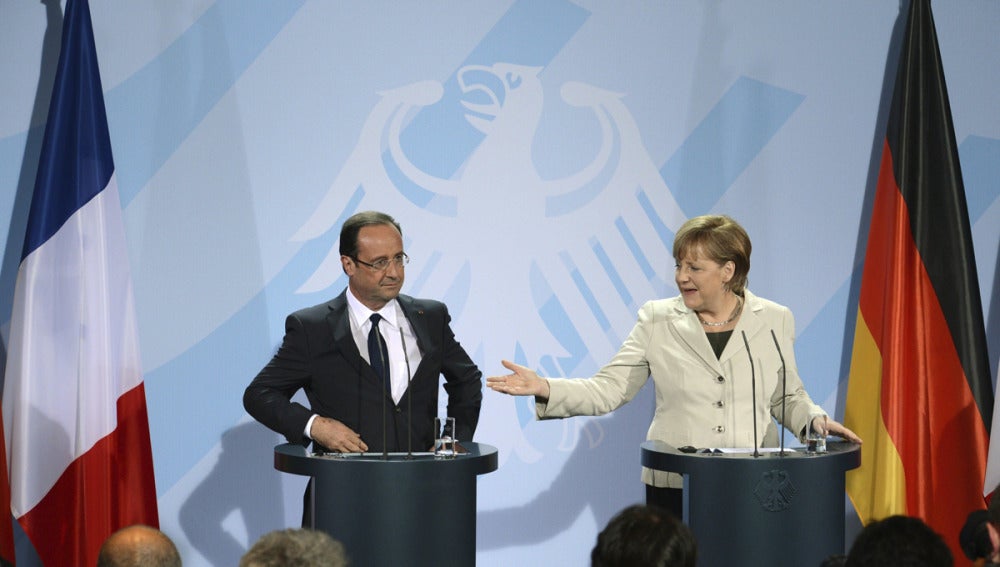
[396,295,425,348]
[398,295,433,374]
[394,295,436,405]
[326,292,372,382]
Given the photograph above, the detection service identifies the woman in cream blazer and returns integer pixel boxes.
[488,215,861,516]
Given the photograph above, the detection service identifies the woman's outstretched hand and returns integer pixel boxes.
[486,360,550,400]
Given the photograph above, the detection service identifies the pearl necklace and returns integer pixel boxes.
[698,297,743,327]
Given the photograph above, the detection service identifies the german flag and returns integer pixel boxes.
[844,0,993,560]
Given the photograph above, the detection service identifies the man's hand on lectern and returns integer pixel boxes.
[311,416,368,453]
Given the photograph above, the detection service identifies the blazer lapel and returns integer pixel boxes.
[671,302,724,376]
[719,293,764,366]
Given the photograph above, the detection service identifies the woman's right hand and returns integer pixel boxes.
[486,360,550,400]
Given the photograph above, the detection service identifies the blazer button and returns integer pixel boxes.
[715,425,725,433]
[715,401,724,408]
[716,376,725,383]
[394,407,402,413]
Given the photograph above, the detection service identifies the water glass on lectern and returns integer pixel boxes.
[434,417,456,458]
[806,418,828,454]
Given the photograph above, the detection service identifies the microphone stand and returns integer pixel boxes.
[770,330,787,457]
[741,331,760,458]
[400,328,413,459]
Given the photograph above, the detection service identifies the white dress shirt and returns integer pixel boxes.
[304,290,424,439]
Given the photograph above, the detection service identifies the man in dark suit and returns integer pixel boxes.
[243,210,482,457]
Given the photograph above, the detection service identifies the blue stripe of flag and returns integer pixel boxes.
[22,0,113,261]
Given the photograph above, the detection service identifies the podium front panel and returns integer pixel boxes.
[642,441,860,567]
[275,443,498,567]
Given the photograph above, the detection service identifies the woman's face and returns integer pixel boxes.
[674,245,734,315]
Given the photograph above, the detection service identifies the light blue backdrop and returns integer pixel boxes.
[2,2,998,566]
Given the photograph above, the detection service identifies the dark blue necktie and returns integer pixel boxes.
[368,313,391,394]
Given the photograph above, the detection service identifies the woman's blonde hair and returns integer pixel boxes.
[672,215,751,296]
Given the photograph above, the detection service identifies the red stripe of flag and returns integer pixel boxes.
[18,385,157,566]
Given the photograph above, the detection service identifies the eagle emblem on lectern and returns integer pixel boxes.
[755,470,797,512]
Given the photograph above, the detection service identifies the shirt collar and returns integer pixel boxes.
[346,288,400,329]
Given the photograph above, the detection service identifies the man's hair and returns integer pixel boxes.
[988,482,1000,526]
[240,528,348,567]
[339,211,402,258]
[959,484,1000,561]
[591,504,697,567]
[959,509,992,561]
[96,524,182,567]
[845,515,953,567]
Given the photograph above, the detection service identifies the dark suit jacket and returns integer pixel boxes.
[244,291,482,452]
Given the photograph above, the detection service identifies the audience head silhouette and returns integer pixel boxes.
[845,515,952,567]
[591,504,697,567]
[240,528,348,567]
[96,524,181,567]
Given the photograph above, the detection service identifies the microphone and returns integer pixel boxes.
[741,330,760,458]
[400,327,413,459]
[770,330,787,457]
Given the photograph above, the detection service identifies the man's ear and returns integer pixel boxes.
[341,255,354,276]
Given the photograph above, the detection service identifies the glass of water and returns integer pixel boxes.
[806,416,828,454]
[434,417,457,458]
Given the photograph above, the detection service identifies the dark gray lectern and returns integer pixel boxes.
[274,443,498,567]
[641,440,861,567]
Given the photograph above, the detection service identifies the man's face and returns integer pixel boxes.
[342,223,405,310]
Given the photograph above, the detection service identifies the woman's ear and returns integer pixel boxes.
[723,260,735,282]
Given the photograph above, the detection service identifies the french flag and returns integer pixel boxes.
[2,0,159,565]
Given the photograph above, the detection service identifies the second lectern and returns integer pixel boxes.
[642,440,860,567]
[275,443,498,567]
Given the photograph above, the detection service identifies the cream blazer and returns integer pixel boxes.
[536,290,825,487]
